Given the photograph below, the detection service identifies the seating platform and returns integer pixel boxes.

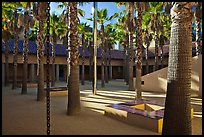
[44,87,68,96]
[104,99,193,133]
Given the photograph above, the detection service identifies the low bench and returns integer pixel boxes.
[104,99,194,133]
[44,87,68,96]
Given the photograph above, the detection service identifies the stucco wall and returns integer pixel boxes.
[141,56,201,96]
[198,54,202,98]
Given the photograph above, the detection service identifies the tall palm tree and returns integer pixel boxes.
[67,2,81,115]
[12,8,19,90]
[114,13,129,84]
[88,8,119,87]
[78,22,90,85]
[33,2,47,101]
[142,7,151,75]
[50,13,59,87]
[21,2,31,94]
[194,2,202,55]
[149,2,164,71]
[104,24,117,81]
[58,2,86,84]
[127,2,135,91]
[162,2,194,135]
[85,32,93,82]
[3,2,22,90]
[2,3,15,86]
[93,2,98,95]
[134,2,144,99]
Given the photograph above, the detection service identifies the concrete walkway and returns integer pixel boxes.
[2,80,202,135]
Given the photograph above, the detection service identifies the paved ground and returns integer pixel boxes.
[2,80,202,135]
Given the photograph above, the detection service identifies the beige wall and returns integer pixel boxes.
[198,54,202,98]
[141,56,202,96]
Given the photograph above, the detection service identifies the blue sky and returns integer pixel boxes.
[50,2,125,28]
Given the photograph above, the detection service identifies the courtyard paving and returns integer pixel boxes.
[2,80,202,135]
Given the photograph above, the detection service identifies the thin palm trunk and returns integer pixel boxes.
[81,32,85,85]
[108,47,112,80]
[145,46,149,74]
[101,24,105,87]
[4,37,10,86]
[67,2,80,115]
[195,2,202,55]
[93,2,97,94]
[89,40,93,81]
[66,3,70,84]
[12,9,19,90]
[36,2,47,101]
[123,43,127,82]
[162,2,194,135]
[51,32,57,87]
[125,32,129,85]
[135,2,143,99]
[21,6,29,94]
[127,3,134,91]
[154,34,159,71]
[104,43,108,83]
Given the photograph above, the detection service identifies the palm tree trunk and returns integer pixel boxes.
[93,2,98,94]
[12,10,19,90]
[154,34,159,71]
[125,33,129,85]
[101,24,105,87]
[51,32,56,87]
[160,44,164,68]
[67,2,80,115]
[135,2,143,99]
[123,43,127,81]
[195,2,202,55]
[36,2,47,101]
[162,2,194,135]
[108,47,112,80]
[21,7,29,94]
[145,46,149,74]
[4,38,10,86]
[67,5,71,84]
[104,44,108,83]
[127,3,134,91]
[89,40,93,82]
[81,32,85,85]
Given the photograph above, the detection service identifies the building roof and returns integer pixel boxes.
[2,39,197,60]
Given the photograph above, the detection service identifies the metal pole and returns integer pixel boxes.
[93,2,97,94]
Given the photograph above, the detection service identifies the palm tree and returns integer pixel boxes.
[3,2,22,90]
[157,12,171,68]
[86,32,93,82]
[114,12,128,84]
[88,8,119,87]
[67,2,81,115]
[58,2,86,85]
[162,2,194,135]
[134,2,144,99]
[194,2,202,55]
[49,13,63,87]
[78,22,90,85]
[2,3,15,86]
[12,8,19,90]
[104,24,118,81]
[2,29,11,87]
[33,2,48,101]
[127,2,135,91]
[21,2,31,94]
[149,2,164,71]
